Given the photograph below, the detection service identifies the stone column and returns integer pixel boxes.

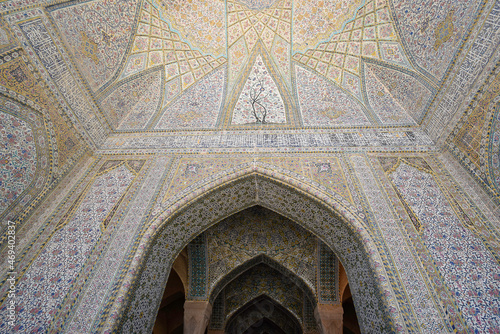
[184,301,212,334]
[314,304,344,334]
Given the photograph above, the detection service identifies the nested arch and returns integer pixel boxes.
[113,168,394,333]
[208,254,316,307]
[225,295,303,334]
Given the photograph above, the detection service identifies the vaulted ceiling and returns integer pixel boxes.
[1,0,500,223]
[40,0,483,132]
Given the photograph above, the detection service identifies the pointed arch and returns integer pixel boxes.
[208,254,316,307]
[103,164,395,333]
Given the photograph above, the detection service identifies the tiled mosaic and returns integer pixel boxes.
[1,0,500,333]
[205,206,318,296]
[0,162,137,333]
[114,174,391,333]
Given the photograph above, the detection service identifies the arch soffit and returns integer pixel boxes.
[225,294,303,334]
[208,254,317,307]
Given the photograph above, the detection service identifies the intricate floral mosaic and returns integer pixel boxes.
[1,0,499,333]
[295,65,371,126]
[364,63,415,125]
[100,69,162,130]
[232,55,286,124]
[116,174,391,333]
[49,0,140,91]
[392,0,482,80]
[0,163,136,333]
[0,51,83,171]
[364,62,434,123]
[293,0,363,53]
[390,162,500,333]
[156,0,226,56]
[154,65,225,129]
[0,110,36,215]
[205,206,318,295]
[0,96,52,238]
[448,64,500,200]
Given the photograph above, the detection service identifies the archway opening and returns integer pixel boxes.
[118,173,391,333]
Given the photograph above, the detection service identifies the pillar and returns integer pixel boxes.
[314,304,344,334]
[184,301,212,334]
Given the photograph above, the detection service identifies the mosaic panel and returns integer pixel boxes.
[292,0,363,53]
[392,0,482,80]
[156,0,226,56]
[357,155,453,332]
[154,65,225,129]
[226,0,292,88]
[49,0,140,91]
[448,64,500,198]
[424,0,500,141]
[0,109,37,215]
[226,296,303,334]
[187,234,208,300]
[391,162,500,332]
[365,62,434,123]
[100,69,162,130]
[318,241,339,303]
[364,63,415,125]
[116,175,392,334]
[295,65,371,126]
[224,264,305,322]
[206,206,317,295]
[0,50,83,173]
[232,55,286,124]
[208,291,225,330]
[0,163,135,333]
[15,15,108,147]
[63,157,168,333]
[0,96,52,240]
[101,129,435,153]
[0,17,17,53]
[44,158,148,332]
[293,0,409,106]
[124,0,227,90]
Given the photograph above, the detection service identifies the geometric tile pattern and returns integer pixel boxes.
[293,0,406,97]
[117,175,391,333]
[226,0,292,89]
[223,264,305,324]
[318,241,339,303]
[448,65,500,199]
[365,62,434,123]
[156,0,226,56]
[364,63,415,125]
[187,234,208,300]
[123,0,226,92]
[293,0,363,54]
